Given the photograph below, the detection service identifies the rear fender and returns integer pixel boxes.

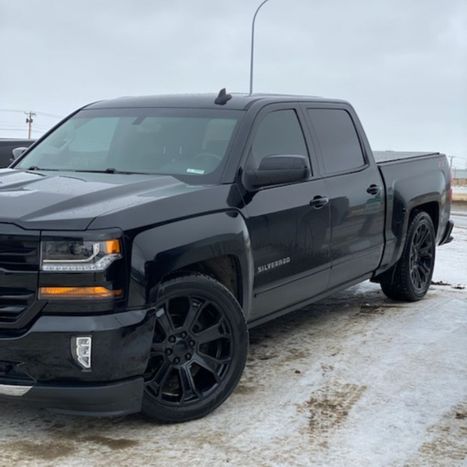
[375,164,447,276]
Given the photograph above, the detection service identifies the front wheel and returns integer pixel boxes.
[142,274,248,423]
[380,211,436,301]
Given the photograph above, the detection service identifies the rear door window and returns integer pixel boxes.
[307,109,365,174]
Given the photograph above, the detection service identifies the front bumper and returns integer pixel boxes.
[0,378,145,416]
[0,308,156,416]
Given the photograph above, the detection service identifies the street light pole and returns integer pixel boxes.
[249,0,271,95]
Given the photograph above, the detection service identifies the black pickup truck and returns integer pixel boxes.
[0,92,453,422]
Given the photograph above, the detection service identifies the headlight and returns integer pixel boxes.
[41,239,122,272]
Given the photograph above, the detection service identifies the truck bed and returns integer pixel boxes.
[374,150,441,165]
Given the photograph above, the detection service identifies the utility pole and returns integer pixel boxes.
[449,155,458,179]
[249,0,271,95]
[25,111,36,139]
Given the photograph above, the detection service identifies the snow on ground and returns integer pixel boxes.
[453,186,467,194]
[453,186,467,202]
[0,210,466,466]
[433,206,467,285]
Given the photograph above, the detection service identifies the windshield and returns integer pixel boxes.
[16,107,242,182]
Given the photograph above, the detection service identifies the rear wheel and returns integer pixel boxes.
[380,211,436,301]
[142,274,248,423]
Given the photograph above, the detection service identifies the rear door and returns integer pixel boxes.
[304,104,385,287]
[240,104,331,320]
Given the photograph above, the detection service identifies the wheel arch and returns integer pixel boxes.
[408,201,439,235]
[129,211,254,317]
[161,255,243,305]
[374,196,441,279]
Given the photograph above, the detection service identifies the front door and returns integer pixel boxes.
[240,106,331,320]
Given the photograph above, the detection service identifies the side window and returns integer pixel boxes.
[250,109,309,168]
[307,109,365,174]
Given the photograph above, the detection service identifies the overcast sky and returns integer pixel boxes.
[1,0,466,166]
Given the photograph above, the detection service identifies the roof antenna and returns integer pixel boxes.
[215,88,232,105]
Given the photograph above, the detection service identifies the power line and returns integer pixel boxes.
[0,129,29,133]
[0,109,25,114]
[0,126,47,131]
[0,109,63,119]
[0,108,62,138]
[0,127,28,131]
[36,111,63,119]
[0,123,48,129]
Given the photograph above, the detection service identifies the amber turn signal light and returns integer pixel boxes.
[103,239,121,255]
[39,286,122,300]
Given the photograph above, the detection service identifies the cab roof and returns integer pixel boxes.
[86,93,347,111]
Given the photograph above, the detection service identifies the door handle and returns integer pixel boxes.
[367,184,381,195]
[310,195,329,209]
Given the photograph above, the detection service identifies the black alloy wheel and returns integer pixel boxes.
[380,210,436,301]
[142,274,248,422]
[409,221,435,293]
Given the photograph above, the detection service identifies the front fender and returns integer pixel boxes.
[129,211,254,317]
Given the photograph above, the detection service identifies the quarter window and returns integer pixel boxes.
[250,110,309,168]
[307,109,365,174]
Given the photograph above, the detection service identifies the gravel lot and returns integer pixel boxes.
[0,209,466,467]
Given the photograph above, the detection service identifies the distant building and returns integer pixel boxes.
[452,168,467,186]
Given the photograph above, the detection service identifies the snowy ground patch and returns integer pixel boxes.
[453,185,467,194]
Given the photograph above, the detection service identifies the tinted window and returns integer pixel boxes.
[68,117,118,153]
[16,108,241,182]
[307,109,365,174]
[251,110,308,168]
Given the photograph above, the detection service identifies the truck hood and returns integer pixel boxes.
[0,169,207,230]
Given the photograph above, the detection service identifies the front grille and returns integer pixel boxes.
[0,233,40,271]
[0,224,40,329]
[0,287,35,323]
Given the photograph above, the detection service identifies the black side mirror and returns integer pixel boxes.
[245,154,309,188]
[11,147,28,161]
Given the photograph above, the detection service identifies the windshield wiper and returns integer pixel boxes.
[26,166,60,172]
[24,167,149,175]
[67,168,146,175]
[73,168,118,174]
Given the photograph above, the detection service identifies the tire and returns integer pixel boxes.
[380,211,436,301]
[142,273,248,423]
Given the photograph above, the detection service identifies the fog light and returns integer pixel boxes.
[72,336,92,370]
